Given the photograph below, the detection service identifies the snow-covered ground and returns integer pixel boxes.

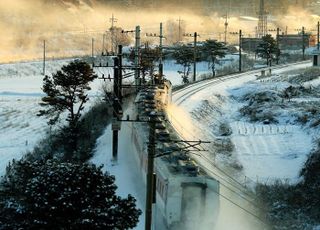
[0,54,236,169]
[0,56,213,229]
[163,55,238,86]
[0,60,70,175]
[171,62,314,185]
[0,58,109,176]
[1,56,314,229]
[229,122,312,182]
[167,61,316,229]
[90,107,146,230]
[226,75,319,183]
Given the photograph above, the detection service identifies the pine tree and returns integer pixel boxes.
[173,45,194,84]
[0,159,142,229]
[201,39,227,77]
[256,34,280,67]
[38,60,97,159]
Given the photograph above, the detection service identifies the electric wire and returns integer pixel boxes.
[103,64,269,219]
[105,98,269,226]
[96,57,310,227]
[107,58,256,191]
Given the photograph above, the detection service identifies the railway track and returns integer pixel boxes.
[171,61,311,187]
[173,61,311,104]
[166,61,312,224]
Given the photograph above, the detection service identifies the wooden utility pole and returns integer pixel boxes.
[112,56,120,161]
[239,30,242,72]
[302,26,305,60]
[276,27,280,64]
[145,112,157,230]
[43,40,46,76]
[183,32,199,81]
[118,45,123,103]
[102,33,106,55]
[224,13,229,44]
[111,45,123,162]
[92,38,94,65]
[159,22,164,79]
[160,22,163,51]
[135,26,141,89]
[145,23,164,80]
[193,32,198,82]
[177,17,182,42]
[317,21,319,51]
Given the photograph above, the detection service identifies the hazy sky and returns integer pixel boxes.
[0,0,319,62]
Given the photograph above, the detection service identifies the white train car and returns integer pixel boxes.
[131,80,220,229]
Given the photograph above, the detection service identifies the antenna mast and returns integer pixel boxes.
[257,0,268,38]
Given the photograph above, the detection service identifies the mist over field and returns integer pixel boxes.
[0,0,319,62]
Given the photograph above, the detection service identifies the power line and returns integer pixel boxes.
[106,93,268,227]
[107,74,264,212]
[167,112,257,197]
[94,44,268,227]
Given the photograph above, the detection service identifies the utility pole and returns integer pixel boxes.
[102,33,106,55]
[43,40,46,76]
[110,14,118,53]
[177,17,182,42]
[183,32,199,81]
[145,23,165,80]
[111,45,123,161]
[118,45,123,103]
[317,21,319,51]
[239,30,242,72]
[112,56,119,162]
[193,32,198,82]
[302,26,305,60]
[145,112,157,230]
[224,13,229,44]
[159,22,164,79]
[276,27,280,64]
[92,38,94,65]
[135,26,141,89]
[121,26,140,88]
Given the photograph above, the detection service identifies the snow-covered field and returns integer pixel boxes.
[0,60,69,175]
[0,58,108,176]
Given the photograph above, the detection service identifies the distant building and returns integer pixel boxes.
[278,34,311,50]
[241,33,315,53]
[241,38,263,52]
